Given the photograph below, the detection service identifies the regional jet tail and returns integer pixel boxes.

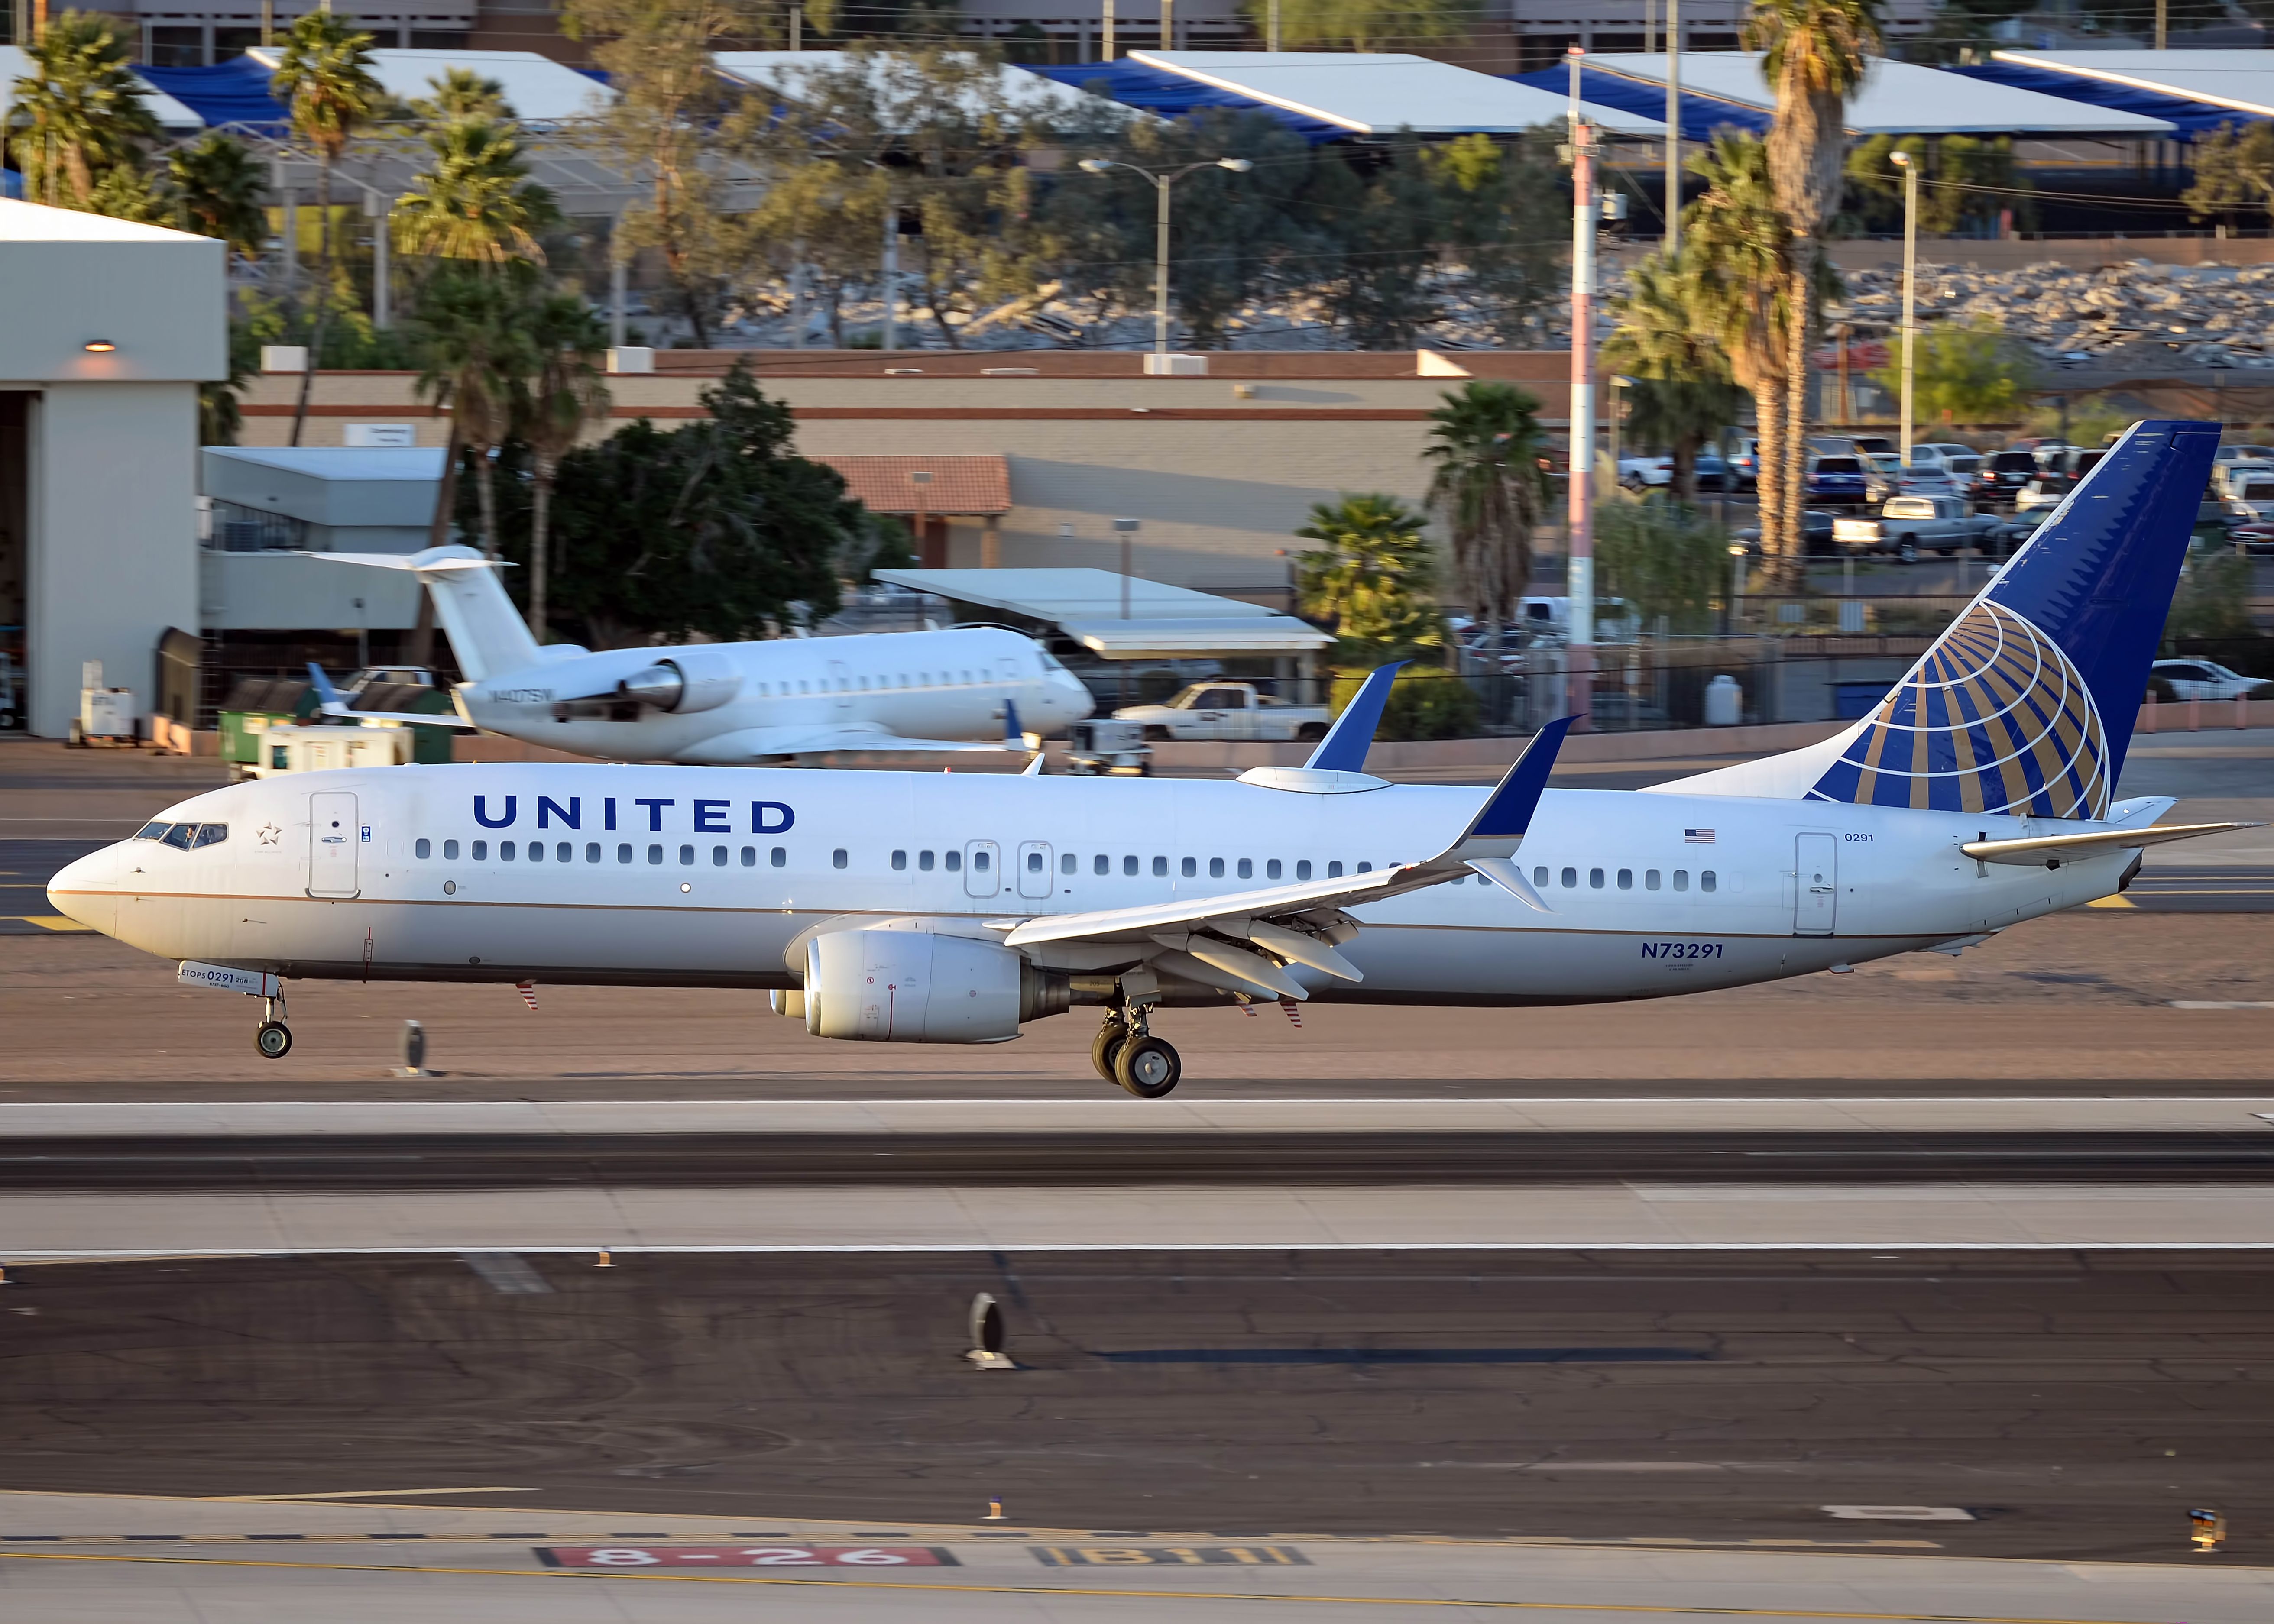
[317,547,1092,763]
[52,423,2257,1093]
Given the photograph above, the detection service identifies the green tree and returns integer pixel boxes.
[273,10,384,446]
[1847,135,2031,236]
[1425,131,1566,346]
[1294,493,1447,661]
[1871,318,2033,430]
[1298,135,1445,349]
[1749,0,1881,589]
[410,264,542,560]
[1422,382,1552,652]
[1602,247,1747,504]
[2183,122,2274,232]
[518,293,612,641]
[2167,550,2254,644]
[1594,498,1730,634]
[167,132,269,262]
[1243,0,1482,49]
[410,66,512,122]
[740,154,891,347]
[393,114,561,265]
[7,11,159,208]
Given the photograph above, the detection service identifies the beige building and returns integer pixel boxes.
[235,349,1573,608]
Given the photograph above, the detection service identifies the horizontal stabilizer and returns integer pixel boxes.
[305,662,473,729]
[1961,820,2262,866]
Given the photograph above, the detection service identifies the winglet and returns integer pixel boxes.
[1004,699,1023,747]
[1303,660,1409,773]
[1457,714,1578,845]
[306,661,349,716]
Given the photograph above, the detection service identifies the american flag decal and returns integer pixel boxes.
[1684,828,1716,844]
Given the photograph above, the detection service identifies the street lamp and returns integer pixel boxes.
[1077,155,1253,355]
[1726,541,1748,637]
[1890,149,1919,473]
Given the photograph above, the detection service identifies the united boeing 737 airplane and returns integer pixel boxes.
[51,421,2252,1095]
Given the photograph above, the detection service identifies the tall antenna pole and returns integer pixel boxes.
[1665,0,1681,259]
[1566,46,1596,722]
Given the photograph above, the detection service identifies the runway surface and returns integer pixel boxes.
[3,1250,2270,1567]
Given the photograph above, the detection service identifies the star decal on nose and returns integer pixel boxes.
[256,822,282,846]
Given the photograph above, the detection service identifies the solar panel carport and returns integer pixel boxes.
[1970,51,2274,137]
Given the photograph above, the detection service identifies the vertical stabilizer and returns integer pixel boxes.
[1648,419,2219,817]
[403,547,541,682]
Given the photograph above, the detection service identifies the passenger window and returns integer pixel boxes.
[1532,866,1548,886]
[1589,868,1604,888]
[586,843,602,863]
[1061,852,1077,874]
[502,841,518,861]
[1296,860,1312,881]
[1645,869,1660,890]
[1561,867,1576,889]
[558,842,572,863]
[1702,870,1718,893]
[528,841,544,863]
[1153,856,1167,877]
[946,850,963,872]
[1328,861,1344,878]
[617,843,632,864]
[771,847,786,867]
[892,850,908,870]
[1124,855,1138,876]
[1181,857,1197,877]
[472,840,488,861]
[833,849,849,869]
[444,839,460,861]
[1673,869,1689,891]
[1617,868,1633,890]
[647,844,663,865]
[1266,859,1280,879]
[919,850,935,871]
[1208,858,1224,878]
[1028,851,1045,873]
[678,844,694,866]
[1094,854,1110,876]
[712,845,728,867]
[1237,858,1253,879]
[973,850,990,872]
[415,838,431,859]
[741,846,756,867]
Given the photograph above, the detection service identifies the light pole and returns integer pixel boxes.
[1078,155,1252,355]
[1891,149,1918,473]
[1564,46,1598,725]
[1665,0,1680,259]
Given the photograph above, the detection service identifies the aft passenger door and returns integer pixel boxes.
[1016,840,1053,899]
[308,790,359,898]
[1794,833,1837,935]
[964,839,1000,898]
[826,658,853,710]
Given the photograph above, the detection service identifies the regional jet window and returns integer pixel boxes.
[1095,854,1110,876]
[502,841,518,861]
[1061,853,1077,875]
[415,838,432,859]
[892,850,908,871]
[833,849,848,869]
[617,843,632,864]
[1296,860,1312,880]
[712,845,728,867]
[919,850,935,871]
[1561,867,1577,889]
[1589,868,1604,889]
[191,824,227,849]
[1181,857,1197,877]
[771,847,787,867]
[678,844,695,866]
[647,844,663,865]
[1237,858,1253,879]
[1208,858,1224,878]
[1701,870,1718,893]
[1328,861,1343,878]
[1673,870,1689,891]
[557,842,573,863]
[1266,859,1281,880]
[1153,856,1167,877]
[946,850,963,872]
[1617,868,1633,890]
[1357,862,1372,873]
[444,839,460,861]
[1645,869,1661,891]
[741,846,756,867]
[471,840,487,861]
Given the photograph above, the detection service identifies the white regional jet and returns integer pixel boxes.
[53,422,2255,1095]
[320,546,1094,761]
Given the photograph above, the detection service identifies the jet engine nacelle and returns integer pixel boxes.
[804,928,1068,1043]
[620,646,742,714]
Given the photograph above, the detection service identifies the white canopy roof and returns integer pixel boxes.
[246,47,612,123]
[1991,50,2274,119]
[1059,617,1335,657]
[716,51,1104,121]
[1134,50,1667,137]
[1588,51,2175,136]
[0,44,202,130]
[874,567,1332,657]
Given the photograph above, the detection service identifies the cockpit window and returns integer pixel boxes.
[162,824,195,850]
[136,822,169,841]
[138,822,227,849]
[191,823,228,849]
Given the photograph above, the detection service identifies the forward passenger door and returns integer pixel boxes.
[308,791,359,898]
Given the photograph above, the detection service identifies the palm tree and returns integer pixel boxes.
[166,131,269,262]
[392,115,560,265]
[272,10,383,446]
[1748,0,1882,587]
[518,294,612,641]
[1602,250,1747,505]
[1420,382,1551,664]
[410,67,512,123]
[1680,135,1798,585]
[411,265,541,562]
[1293,493,1447,661]
[6,11,159,208]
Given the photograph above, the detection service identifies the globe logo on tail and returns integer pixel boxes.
[1808,600,2109,819]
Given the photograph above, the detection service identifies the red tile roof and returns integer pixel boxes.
[815,454,1011,515]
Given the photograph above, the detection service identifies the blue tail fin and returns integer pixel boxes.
[1805,419,2218,819]
[1304,660,1409,773]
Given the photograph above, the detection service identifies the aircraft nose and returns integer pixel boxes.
[46,847,120,935]
[1055,671,1096,721]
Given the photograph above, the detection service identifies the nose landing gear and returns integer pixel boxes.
[1092,992,1179,1098]
[254,993,291,1060]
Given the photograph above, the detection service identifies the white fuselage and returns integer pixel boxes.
[51,764,2135,1006]
[463,627,1093,761]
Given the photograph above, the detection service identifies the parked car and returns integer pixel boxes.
[2215,443,2274,465]
[1891,465,1966,500]
[1911,443,1986,484]
[1995,508,2053,551]
[1803,454,1874,506]
[1693,450,1733,491]
[1832,495,2003,562]
[1733,509,1838,556]
[1112,682,1331,743]
[1727,437,1760,489]
[2230,519,2274,555]
[1618,453,1673,490]
[2220,464,2274,523]
[2014,475,2068,513]
[1974,449,2041,507]
[1849,434,1897,459]
[2150,658,2261,701]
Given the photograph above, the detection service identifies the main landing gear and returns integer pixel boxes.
[254,992,291,1060]
[1092,997,1180,1099]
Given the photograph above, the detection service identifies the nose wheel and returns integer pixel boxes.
[253,992,291,1061]
[1092,1001,1179,1098]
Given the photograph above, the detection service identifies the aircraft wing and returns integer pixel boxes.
[991,718,1574,999]
[1960,820,2263,866]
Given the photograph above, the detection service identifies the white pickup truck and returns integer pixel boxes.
[1112,682,1333,742]
[1832,495,2004,563]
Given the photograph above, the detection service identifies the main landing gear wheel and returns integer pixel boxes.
[1091,1022,1127,1084]
[254,1021,292,1060]
[1114,1035,1182,1099]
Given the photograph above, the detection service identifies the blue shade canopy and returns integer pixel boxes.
[1510,64,1768,141]
[135,57,284,132]
[1020,59,1348,142]
[1962,55,2267,138]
